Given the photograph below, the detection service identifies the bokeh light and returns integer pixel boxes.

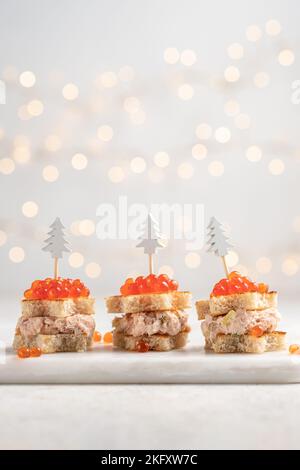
[278,49,295,66]
[268,158,285,175]
[97,125,114,141]
[130,157,146,173]
[227,43,244,60]
[214,126,231,143]
[224,100,240,116]
[0,230,7,247]
[42,165,59,182]
[9,246,25,263]
[256,257,272,273]
[99,71,117,88]
[265,19,281,36]
[180,49,197,66]
[185,252,201,268]
[195,123,212,140]
[62,83,79,100]
[246,24,262,42]
[71,153,88,170]
[123,96,140,114]
[19,70,36,88]
[27,99,44,116]
[246,145,262,162]
[85,262,101,278]
[235,113,251,129]
[154,151,170,168]
[68,252,84,268]
[0,158,15,174]
[192,143,207,160]
[208,160,224,176]
[282,258,298,276]
[254,72,270,88]
[177,83,194,100]
[108,166,125,183]
[177,162,194,179]
[22,201,39,218]
[164,47,180,64]
[224,66,240,82]
[45,134,62,152]
[79,219,95,236]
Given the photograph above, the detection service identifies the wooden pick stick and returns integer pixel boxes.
[221,255,229,278]
[148,254,153,275]
[54,257,58,279]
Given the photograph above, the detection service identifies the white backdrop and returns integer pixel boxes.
[0,0,300,300]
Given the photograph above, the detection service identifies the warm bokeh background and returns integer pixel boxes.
[1,0,300,300]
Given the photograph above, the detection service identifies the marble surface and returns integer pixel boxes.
[1,297,300,449]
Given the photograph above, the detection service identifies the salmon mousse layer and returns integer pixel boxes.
[16,314,95,339]
[113,310,189,337]
[201,307,281,343]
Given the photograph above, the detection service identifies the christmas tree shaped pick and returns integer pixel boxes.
[206,217,232,277]
[136,213,165,274]
[43,217,70,278]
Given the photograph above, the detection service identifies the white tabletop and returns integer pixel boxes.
[1,297,300,450]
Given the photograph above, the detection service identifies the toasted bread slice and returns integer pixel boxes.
[13,332,93,353]
[204,331,286,354]
[195,300,210,320]
[21,297,95,318]
[113,330,188,351]
[106,291,192,314]
[198,291,277,317]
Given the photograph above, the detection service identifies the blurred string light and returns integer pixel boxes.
[85,262,101,278]
[224,66,240,82]
[0,230,7,246]
[164,47,180,64]
[70,220,81,236]
[195,123,212,140]
[278,49,295,66]
[227,43,244,60]
[42,165,59,182]
[118,65,135,82]
[27,99,44,116]
[108,166,125,183]
[9,246,25,263]
[68,252,84,268]
[123,96,140,114]
[45,134,62,152]
[19,70,36,88]
[192,143,207,160]
[254,72,270,88]
[97,125,113,141]
[208,160,224,176]
[246,145,262,162]
[180,49,197,66]
[0,158,15,174]
[256,256,272,273]
[13,146,31,164]
[78,219,95,236]
[130,109,146,125]
[214,126,231,143]
[268,158,285,175]
[246,24,262,42]
[185,252,201,268]
[22,201,39,218]
[158,265,174,277]
[130,157,146,173]
[62,83,79,100]
[98,71,118,88]
[71,153,88,170]
[177,83,194,100]
[282,257,298,276]
[154,151,170,168]
[265,19,281,36]
[224,100,240,117]
[177,162,194,179]
[234,113,251,130]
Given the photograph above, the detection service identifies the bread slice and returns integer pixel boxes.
[13,333,93,353]
[106,291,192,314]
[205,331,286,354]
[203,291,277,317]
[21,297,95,318]
[113,330,188,351]
[195,300,210,320]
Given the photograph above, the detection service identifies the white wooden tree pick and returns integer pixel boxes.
[43,217,70,278]
[206,217,232,277]
[136,213,165,274]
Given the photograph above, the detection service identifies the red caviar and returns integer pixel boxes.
[211,271,269,297]
[24,278,90,300]
[30,347,42,357]
[17,347,30,358]
[120,274,178,296]
[93,331,102,342]
[103,332,113,344]
[136,341,150,353]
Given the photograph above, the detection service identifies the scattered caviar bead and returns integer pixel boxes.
[30,347,42,357]
[103,332,113,344]
[136,341,150,353]
[24,289,33,299]
[17,347,30,358]
[93,331,102,342]
[120,274,179,295]
[249,326,264,337]
[289,344,300,354]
